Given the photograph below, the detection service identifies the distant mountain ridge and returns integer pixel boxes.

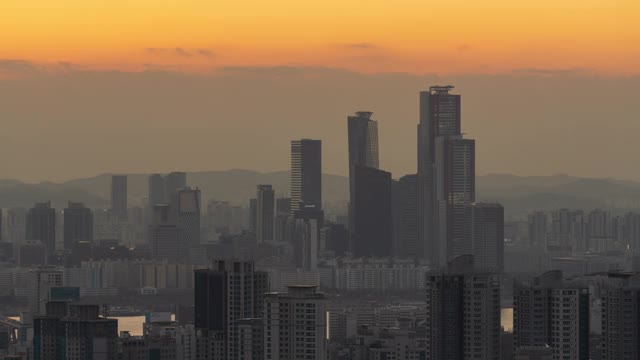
[3,171,640,217]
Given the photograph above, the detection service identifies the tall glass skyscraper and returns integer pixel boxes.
[347,111,380,248]
[290,139,322,212]
[418,86,475,267]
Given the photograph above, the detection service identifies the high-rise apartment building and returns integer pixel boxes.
[27,266,64,315]
[264,285,327,360]
[528,211,548,248]
[63,201,94,250]
[353,165,393,257]
[26,201,56,257]
[624,212,640,253]
[33,303,118,359]
[600,272,640,360]
[468,203,504,273]
[513,270,590,360]
[348,111,380,244]
[194,260,269,360]
[256,185,274,243]
[111,175,128,221]
[425,255,501,360]
[291,139,322,212]
[249,198,257,233]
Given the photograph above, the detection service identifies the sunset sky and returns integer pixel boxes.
[1,0,638,75]
[1,1,639,182]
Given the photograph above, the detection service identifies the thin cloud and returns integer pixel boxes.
[458,44,471,52]
[0,59,42,76]
[512,68,591,76]
[195,49,215,57]
[337,42,380,50]
[145,47,215,58]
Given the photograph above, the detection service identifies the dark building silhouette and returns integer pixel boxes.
[194,260,268,360]
[18,240,47,267]
[322,224,349,256]
[394,174,418,258]
[33,303,118,360]
[249,198,257,232]
[426,255,501,360]
[63,202,93,250]
[256,185,274,243]
[347,111,381,252]
[467,203,504,273]
[177,187,201,247]
[149,204,185,262]
[514,271,590,360]
[353,165,393,257]
[291,139,322,212]
[148,174,167,207]
[418,85,461,264]
[275,197,291,242]
[26,202,56,257]
[111,175,128,221]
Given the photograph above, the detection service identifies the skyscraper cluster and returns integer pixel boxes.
[344,86,503,272]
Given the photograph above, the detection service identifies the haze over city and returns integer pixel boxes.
[1,0,638,182]
[1,2,640,360]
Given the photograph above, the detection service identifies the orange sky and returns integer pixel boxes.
[0,0,638,74]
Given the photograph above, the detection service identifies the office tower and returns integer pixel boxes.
[513,270,590,360]
[322,223,349,256]
[18,240,47,267]
[177,187,201,247]
[26,201,56,257]
[348,111,380,241]
[264,285,327,360]
[601,273,640,360]
[418,85,461,264]
[353,165,393,257]
[587,209,612,252]
[394,174,418,258]
[194,260,269,360]
[624,212,640,253]
[63,202,93,250]
[248,198,257,232]
[148,174,167,207]
[165,171,187,195]
[293,204,324,271]
[150,204,186,262]
[111,175,128,221]
[425,255,500,360]
[291,139,322,212]
[528,211,548,248]
[33,303,118,360]
[468,203,504,273]
[256,185,274,243]
[27,267,63,315]
[418,86,477,267]
[275,197,291,242]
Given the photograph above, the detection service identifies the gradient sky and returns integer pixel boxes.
[1,0,638,75]
[1,1,639,183]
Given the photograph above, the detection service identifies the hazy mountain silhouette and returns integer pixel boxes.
[3,171,640,217]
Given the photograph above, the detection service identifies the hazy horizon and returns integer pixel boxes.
[2,63,638,183]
